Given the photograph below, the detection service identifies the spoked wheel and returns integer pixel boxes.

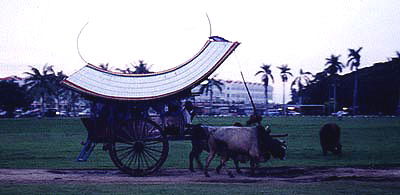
[109,118,169,176]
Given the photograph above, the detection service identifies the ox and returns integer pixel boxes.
[187,124,248,174]
[204,125,286,177]
[319,123,342,155]
[187,115,261,173]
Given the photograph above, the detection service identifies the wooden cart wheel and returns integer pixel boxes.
[109,118,169,176]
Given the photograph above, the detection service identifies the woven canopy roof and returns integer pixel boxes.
[62,38,240,101]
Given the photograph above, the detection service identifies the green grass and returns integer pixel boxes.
[0,118,114,169]
[1,182,399,195]
[1,116,400,169]
[1,116,400,194]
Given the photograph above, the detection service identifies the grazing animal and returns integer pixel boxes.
[319,123,342,155]
[204,125,286,177]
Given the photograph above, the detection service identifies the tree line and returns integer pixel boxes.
[255,48,400,115]
[1,49,400,117]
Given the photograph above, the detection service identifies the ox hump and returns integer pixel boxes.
[211,126,258,151]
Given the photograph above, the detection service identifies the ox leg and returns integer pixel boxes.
[321,146,328,156]
[250,159,257,176]
[215,149,229,175]
[189,150,197,172]
[204,150,215,177]
[216,156,230,174]
[218,156,234,178]
[233,159,242,174]
[189,146,205,172]
[195,152,204,170]
[189,142,205,172]
[216,160,223,174]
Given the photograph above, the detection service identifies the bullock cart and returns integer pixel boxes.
[62,37,240,176]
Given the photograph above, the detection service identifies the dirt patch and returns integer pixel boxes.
[1,166,400,184]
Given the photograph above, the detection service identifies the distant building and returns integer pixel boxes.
[194,79,273,104]
[192,79,273,115]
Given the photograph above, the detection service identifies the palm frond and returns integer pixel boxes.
[255,70,264,76]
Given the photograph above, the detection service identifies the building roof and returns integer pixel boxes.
[62,39,240,101]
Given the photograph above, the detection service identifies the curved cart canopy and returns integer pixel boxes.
[62,38,240,101]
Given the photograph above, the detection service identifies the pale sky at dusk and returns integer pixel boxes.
[1,0,399,103]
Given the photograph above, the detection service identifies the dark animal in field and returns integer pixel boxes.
[204,125,287,177]
[319,123,342,156]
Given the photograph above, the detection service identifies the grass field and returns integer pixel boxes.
[2,182,400,195]
[1,116,399,194]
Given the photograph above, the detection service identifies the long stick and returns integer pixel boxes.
[206,13,212,37]
[240,71,257,115]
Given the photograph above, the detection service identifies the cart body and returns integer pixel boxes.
[63,38,240,176]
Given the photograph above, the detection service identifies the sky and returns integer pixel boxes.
[1,0,400,103]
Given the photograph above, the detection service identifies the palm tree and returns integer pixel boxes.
[277,64,293,115]
[99,63,110,71]
[63,89,82,117]
[116,67,134,74]
[347,47,362,70]
[116,60,153,74]
[24,64,56,116]
[52,71,68,112]
[199,77,224,115]
[255,64,274,111]
[291,69,312,104]
[347,47,362,114]
[133,60,152,74]
[325,54,345,113]
[325,54,345,75]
